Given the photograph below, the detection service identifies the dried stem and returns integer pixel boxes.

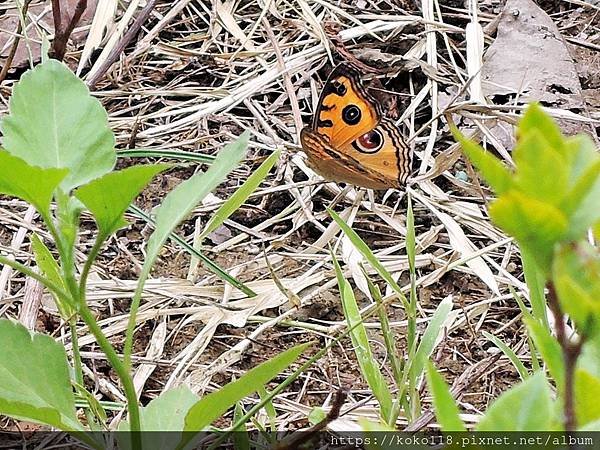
[87,0,156,88]
[49,0,87,61]
[0,0,33,83]
[274,388,348,450]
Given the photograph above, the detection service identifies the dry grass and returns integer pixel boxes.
[0,0,599,432]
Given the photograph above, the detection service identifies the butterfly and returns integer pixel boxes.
[300,63,412,190]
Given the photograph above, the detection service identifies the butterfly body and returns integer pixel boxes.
[300,63,411,189]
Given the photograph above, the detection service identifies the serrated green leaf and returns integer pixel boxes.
[452,127,512,194]
[490,192,568,272]
[476,372,553,431]
[553,242,600,335]
[75,164,169,237]
[180,342,310,448]
[0,151,67,219]
[0,319,82,432]
[518,103,563,151]
[0,60,115,190]
[513,131,568,205]
[425,362,466,431]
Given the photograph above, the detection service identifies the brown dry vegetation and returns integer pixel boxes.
[1,0,599,435]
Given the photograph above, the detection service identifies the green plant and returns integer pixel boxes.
[329,199,454,427]
[424,104,600,431]
[0,59,305,449]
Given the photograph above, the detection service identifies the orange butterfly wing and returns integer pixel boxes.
[301,119,411,189]
[311,63,381,148]
[301,63,412,189]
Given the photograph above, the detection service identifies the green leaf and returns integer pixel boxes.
[360,419,428,450]
[483,331,530,380]
[579,332,600,378]
[513,131,568,205]
[308,407,327,425]
[257,386,277,431]
[425,362,466,431]
[199,150,279,241]
[452,127,512,194]
[476,372,553,431]
[75,164,169,237]
[562,142,600,239]
[118,386,199,450]
[125,132,250,367]
[575,369,600,427]
[128,204,254,297]
[0,319,82,431]
[30,234,73,317]
[564,134,600,186]
[366,273,403,392]
[332,254,394,424]
[523,317,564,388]
[520,248,548,325]
[0,60,116,190]
[410,296,453,381]
[232,402,250,450]
[328,208,409,310]
[180,342,310,447]
[553,242,600,335]
[490,192,567,272]
[518,103,563,152]
[0,151,67,219]
[579,419,600,431]
[144,132,249,276]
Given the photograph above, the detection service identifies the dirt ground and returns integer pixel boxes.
[0,0,599,435]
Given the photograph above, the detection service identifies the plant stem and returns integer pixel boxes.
[79,234,105,294]
[77,302,142,449]
[69,318,96,426]
[0,254,69,299]
[547,283,583,432]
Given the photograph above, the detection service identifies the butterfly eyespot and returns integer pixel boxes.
[332,80,347,96]
[342,105,362,125]
[354,129,384,154]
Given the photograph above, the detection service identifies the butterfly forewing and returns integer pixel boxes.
[313,64,382,149]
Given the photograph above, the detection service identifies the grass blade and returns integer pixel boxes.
[482,331,530,380]
[332,250,394,425]
[328,208,409,310]
[425,362,466,432]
